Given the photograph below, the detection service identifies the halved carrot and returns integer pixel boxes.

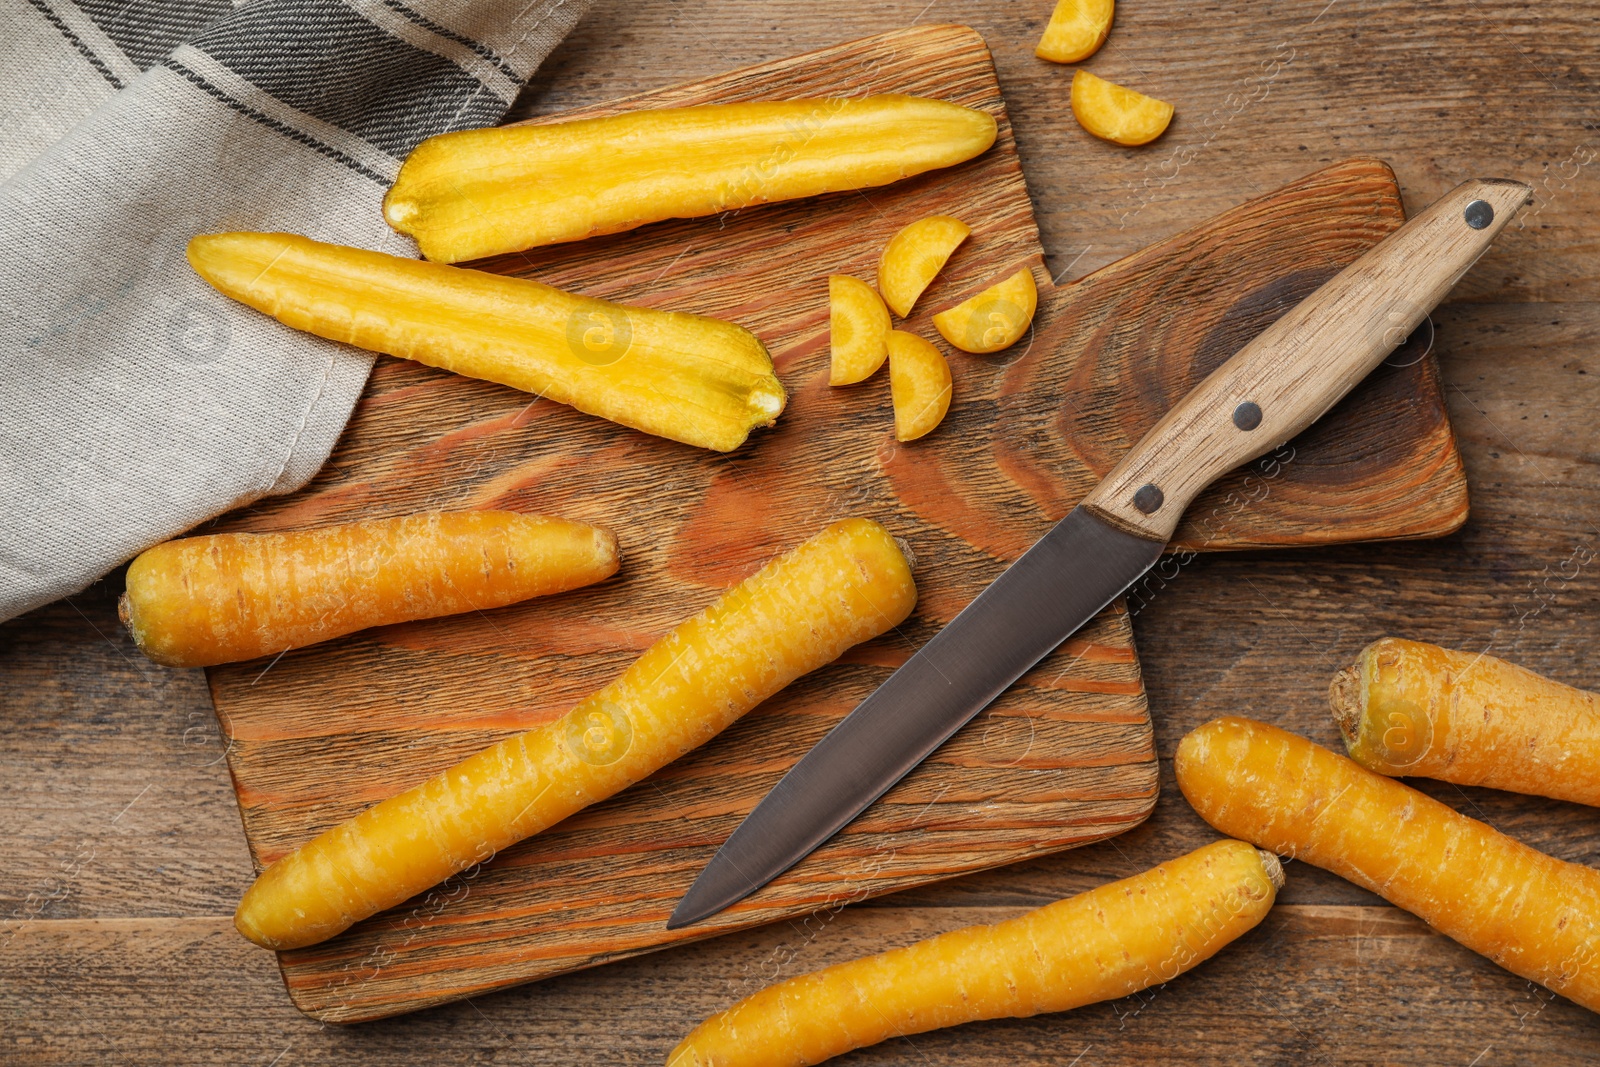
[188,232,785,453]
[385,97,998,263]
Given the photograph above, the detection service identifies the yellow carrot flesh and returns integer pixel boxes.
[384,96,998,263]
[188,232,786,453]
[234,518,917,950]
[1176,716,1600,1012]
[119,511,618,668]
[1330,636,1600,806]
[827,275,890,386]
[1070,70,1174,147]
[876,214,971,318]
[886,330,952,442]
[1035,0,1115,64]
[668,840,1281,1067]
[931,264,1038,354]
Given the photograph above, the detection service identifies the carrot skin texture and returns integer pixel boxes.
[668,840,1281,1067]
[234,518,917,951]
[119,511,618,668]
[1331,636,1600,806]
[1176,717,1600,1013]
[187,232,786,453]
[384,96,998,263]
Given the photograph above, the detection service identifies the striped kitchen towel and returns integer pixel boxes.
[0,0,595,624]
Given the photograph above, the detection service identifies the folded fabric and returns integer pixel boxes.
[0,0,595,623]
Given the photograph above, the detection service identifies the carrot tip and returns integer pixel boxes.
[1257,849,1285,890]
[891,535,917,572]
[1327,663,1362,745]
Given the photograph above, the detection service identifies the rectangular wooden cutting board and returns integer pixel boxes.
[205,24,1467,1022]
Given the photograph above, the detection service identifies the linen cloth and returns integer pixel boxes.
[0,0,594,622]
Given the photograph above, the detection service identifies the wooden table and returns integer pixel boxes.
[4,1,1598,1062]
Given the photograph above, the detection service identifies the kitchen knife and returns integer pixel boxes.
[668,176,1531,930]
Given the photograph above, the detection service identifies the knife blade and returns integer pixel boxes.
[668,176,1531,930]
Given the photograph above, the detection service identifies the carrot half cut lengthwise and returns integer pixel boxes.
[669,840,1281,1067]
[187,232,786,453]
[234,518,917,951]
[1331,636,1600,806]
[1176,717,1600,1013]
[384,95,998,263]
[120,511,618,668]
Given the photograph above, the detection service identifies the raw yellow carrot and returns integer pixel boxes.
[1070,70,1174,146]
[887,330,952,441]
[235,518,916,950]
[188,232,786,453]
[1176,716,1600,1012]
[668,840,1281,1067]
[120,511,617,668]
[385,96,999,263]
[1330,637,1600,806]
[932,265,1038,354]
[877,215,971,318]
[1036,0,1115,64]
[827,275,891,385]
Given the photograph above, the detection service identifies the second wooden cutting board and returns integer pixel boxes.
[205,25,1465,1021]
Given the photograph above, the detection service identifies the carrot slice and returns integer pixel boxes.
[932,266,1039,353]
[1070,69,1174,146]
[877,215,971,317]
[1036,0,1115,64]
[887,330,953,441]
[828,275,891,385]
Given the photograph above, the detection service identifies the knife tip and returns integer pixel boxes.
[665,894,715,931]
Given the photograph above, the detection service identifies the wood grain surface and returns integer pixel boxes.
[5,0,1600,1063]
[199,25,1467,1022]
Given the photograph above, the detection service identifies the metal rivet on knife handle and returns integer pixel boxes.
[1132,484,1164,514]
[1232,401,1262,431]
[1464,199,1494,229]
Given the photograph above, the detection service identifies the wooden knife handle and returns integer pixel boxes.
[1082,176,1531,542]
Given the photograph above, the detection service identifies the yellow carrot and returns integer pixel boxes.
[235,518,916,950]
[188,232,786,453]
[931,264,1038,354]
[1176,716,1600,1012]
[886,330,952,442]
[384,96,998,263]
[120,511,618,668]
[669,840,1281,1067]
[827,275,890,386]
[1070,70,1174,147]
[876,215,970,318]
[1036,0,1115,64]
[1331,637,1600,806]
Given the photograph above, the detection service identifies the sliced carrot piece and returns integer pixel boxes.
[877,215,971,318]
[932,266,1039,354]
[1070,69,1174,146]
[887,331,953,441]
[1036,0,1115,64]
[828,275,891,385]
